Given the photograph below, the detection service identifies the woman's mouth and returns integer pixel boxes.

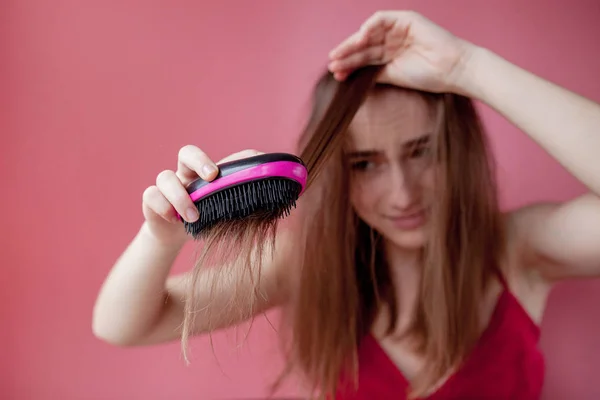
[387,210,426,230]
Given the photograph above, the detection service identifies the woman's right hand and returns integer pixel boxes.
[141,145,263,245]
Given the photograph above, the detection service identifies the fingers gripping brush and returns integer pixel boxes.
[180,153,308,239]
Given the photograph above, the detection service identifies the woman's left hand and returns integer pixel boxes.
[328,11,477,94]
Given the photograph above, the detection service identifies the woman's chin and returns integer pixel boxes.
[383,227,427,251]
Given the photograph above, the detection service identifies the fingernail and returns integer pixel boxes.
[186,207,199,222]
[202,164,216,178]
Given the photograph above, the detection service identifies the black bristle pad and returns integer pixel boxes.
[183,178,302,239]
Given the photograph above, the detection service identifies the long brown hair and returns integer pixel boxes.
[274,66,505,398]
[181,65,505,399]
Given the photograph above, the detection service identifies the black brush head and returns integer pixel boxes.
[183,177,303,240]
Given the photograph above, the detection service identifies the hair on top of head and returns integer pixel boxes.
[180,65,505,400]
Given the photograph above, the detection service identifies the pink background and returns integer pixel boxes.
[2,1,600,399]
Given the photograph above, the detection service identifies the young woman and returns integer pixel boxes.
[93,10,600,399]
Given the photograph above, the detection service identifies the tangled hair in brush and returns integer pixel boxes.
[181,65,505,400]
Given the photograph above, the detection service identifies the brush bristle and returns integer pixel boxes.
[183,178,302,239]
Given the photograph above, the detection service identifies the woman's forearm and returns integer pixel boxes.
[92,222,185,345]
[457,45,600,195]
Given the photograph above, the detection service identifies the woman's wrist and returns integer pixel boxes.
[139,221,188,252]
[448,42,490,100]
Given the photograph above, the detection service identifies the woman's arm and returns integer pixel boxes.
[93,222,291,346]
[458,46,600,281]
[92,147,292,346]
[92,223,186,345]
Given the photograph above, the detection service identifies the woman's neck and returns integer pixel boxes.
[384,241,423,270]
[380,241,424,334]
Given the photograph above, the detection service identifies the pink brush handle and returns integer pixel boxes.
[175,160,308,222]
[188,160,307,202]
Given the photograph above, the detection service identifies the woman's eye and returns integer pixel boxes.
[350,160,375,171]
[410,145,430,158]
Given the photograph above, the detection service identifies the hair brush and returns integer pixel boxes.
[179,152,308,239]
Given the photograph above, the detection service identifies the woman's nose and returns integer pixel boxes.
[386,165,417,211]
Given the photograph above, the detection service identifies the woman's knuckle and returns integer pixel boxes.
[142,185,158,202]
[178,144,193,156]
[156,169,174,185]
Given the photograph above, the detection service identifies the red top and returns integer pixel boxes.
[336,273,545,399]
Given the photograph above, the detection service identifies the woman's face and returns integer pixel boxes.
[347,88,437,250]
